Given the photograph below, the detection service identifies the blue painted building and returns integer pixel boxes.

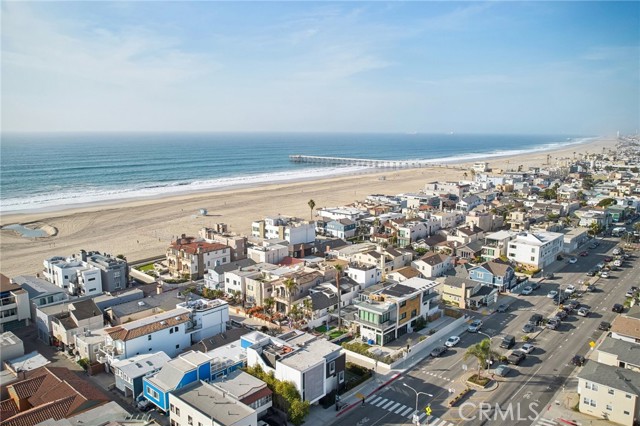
[142,342,246,412]
[326,219,357,239]
[468,259,516,291]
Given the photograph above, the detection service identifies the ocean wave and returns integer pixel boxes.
[0,166,369,213]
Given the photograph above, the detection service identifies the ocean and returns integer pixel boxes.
[0,132,591,213]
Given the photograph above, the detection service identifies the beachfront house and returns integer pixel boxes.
[42,256,103,297]
[166,235,231,280]
[200,224,248,261]
[0,274,30,333]
[251,216,316,246]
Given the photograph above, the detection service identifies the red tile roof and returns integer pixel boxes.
[239,386,272,406]
[9,375,47,400]
[0,399,18,420]
[1,396,76,426]
[0,273,20,292]
[105,313,190,341]
[169,238,228,255]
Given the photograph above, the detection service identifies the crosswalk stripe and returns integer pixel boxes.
[388,402,401,412]
[401,407,414,417]
[375,398,388,407]
[394,404,408,414]
[382,400,395,409]
[536,419,557,426]
[370,396,382,405]
[418,412,427,420]
[434,419,449,426]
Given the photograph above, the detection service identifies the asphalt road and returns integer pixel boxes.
[333,237,636,426]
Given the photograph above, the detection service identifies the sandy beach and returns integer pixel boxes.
[0,137,616,277]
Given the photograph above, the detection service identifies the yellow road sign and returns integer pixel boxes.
[425,406,432,416]
[589,341,596,348]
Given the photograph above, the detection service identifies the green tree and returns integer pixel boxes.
[334,264,343,331]
[597,198,616,208]
[289,399,311,425]
[283,278,299,312]
[307,199,316,221]
[582,176,595,190]
[463,338,500,378]
[302,298,313,320]
[588,222,604,237]
[264,297,275,315]
[415,247,428,256]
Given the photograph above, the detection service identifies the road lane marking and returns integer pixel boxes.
[400,406,413,417]
[394,404,408,414]
[370,396,382,405]
[388,402,401,411]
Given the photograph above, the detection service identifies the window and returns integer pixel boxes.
[170,328,174,334]
[626,394,632,399]
[176,344,180,349]
[400,301,406,308]
[606,405,612,411]
[624,411,630,415]
[149,348,152,351]
[410,309,417,318]
[175,326,179,332]
[400,312,407,320]
[170,404,175,413]
[608,389,614,395]
[175,407,180,416]
[582,397,596,407]
[188,415,193,425]
[585,382,598,391]
[530,257,535,262]
[476,272,484,279]
[88,277,95,281]
[338,371,345,383]
[329,361,336,375]
[148,335,152,341]
[147,386,159,399]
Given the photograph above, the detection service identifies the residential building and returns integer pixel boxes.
[200,224,248,261]
[169,380,257,426]
[441,276,481,309]
[326,219,357,239]
[143,343,246,412]
[0,332,24,369]
[597,336,640,372]
[412,253,454,278]
[225,263,279,305]
[74,328,107,364]
[83,251,129,293]
[481,230,515,261]
[42,256,103,297]
[610,315,640,344]
[316,207,366,222]
[424,181,469,198]
[0,274,30,332]
[100,299,228,365]
[247,242,289,265]
[104,289,200,326]
[204,258,257,291]
[563,227,590,253]
[50,299,103,351]
[577,361,639,426]
[355,278,440,346]
[167,234,231,280]
[468,260,517,291]
[456,195,483,212]
[245,330,345,404]
[0,366,109,426]
[251,216,316,246]
[346,263,381,289]
[396,221,431,248]
[211,370,273,418]
[111,351,170,401]
[506,231,564,269]
[575,209,613,229]
[387,267,421,283]
[271,269,325,314]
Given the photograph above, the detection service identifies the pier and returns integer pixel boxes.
[289,155,429,168]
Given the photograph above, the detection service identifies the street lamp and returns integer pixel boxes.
[403,382,433,425]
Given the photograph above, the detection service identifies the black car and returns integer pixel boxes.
[586,269,597,277]
[567,300,580,310]
[522,323,535,333]
[556,310,568,320]
[529,313,544,325]
[571,355,586,366]
[598,321,612,331]
[612,304,624,313]
[430,346,448,357]
[507,351,526,365]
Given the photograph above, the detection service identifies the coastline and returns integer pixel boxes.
[0,136,617,277]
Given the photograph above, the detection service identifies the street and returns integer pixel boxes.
[333,237,636,426]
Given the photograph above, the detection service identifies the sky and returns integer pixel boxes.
[1,1,638,135]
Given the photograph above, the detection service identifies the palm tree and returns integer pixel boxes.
[463,338,500,379]
[308,199,316,221]
[302,298,313,320]
[263,297,275,316]
[334,265,343,331]
[283,278,298,313]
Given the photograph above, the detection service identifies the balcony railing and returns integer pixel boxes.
[0,297,17,307]
[355,317,394,330]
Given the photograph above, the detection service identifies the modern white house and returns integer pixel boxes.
[244,330,345,404]
[0,274,30,333]
[412,253,454,278]
[346,263,381,289]
[251,216,316,246]
[42,256,103,297]
[316,206,367,222]
[506,231,564,269]
[100,299,229,366]
[247,242,289,265]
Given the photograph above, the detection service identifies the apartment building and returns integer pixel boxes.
[167,235,231,280]
[43,256,103,297]
[200,224,248,262]
[355,277,440,346]
[50,299,103,351]
[0,274,30,332]
[100,299,228,365]
[251,216,316,246]
[506,231,564,269]
[245,330,345,404]
[13,276,68,342]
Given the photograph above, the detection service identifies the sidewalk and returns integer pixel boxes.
[306,320,473,426]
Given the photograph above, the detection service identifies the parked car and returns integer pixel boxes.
[507,351,526,365]
[137,399,152,412]
[567,299,580,310]
[500,335,516,349]
[468,319,483,333]
[430,346,448,357]
[556,310,568,320]
[571,355,586,366]
[612,303,624,313]
[494,364,511,377]
[580,251,589,257]
[521,343,535,354]
[496,304,509,313]
[586,269,597,277]
[598,321,612,331]
[613,248,622,255]
[596,261,605,270]
[614,259,622,267]
[577,308,590,317]
[626,287,638,298]
[564,285,576,295]
[568,257,577,264]
[600,271,610,278]
[547,290,558,298]
[547,318,561,330]
[586,284,597,292]
[529,313,544,326]
[445,335,461,347]
[604,256,613,262]
[522,323,536,333]
[521,286,533,295]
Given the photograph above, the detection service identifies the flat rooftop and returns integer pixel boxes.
[173,381,254,425]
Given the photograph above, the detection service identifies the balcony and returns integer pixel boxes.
[355,317,394,331]
[0,297,17,308]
